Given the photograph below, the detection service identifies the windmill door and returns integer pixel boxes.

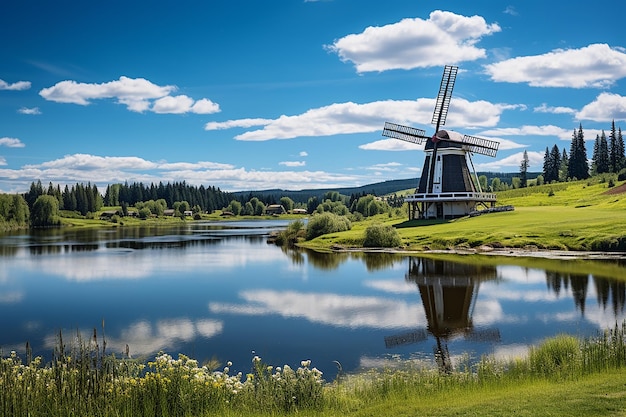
[433,155,443,193]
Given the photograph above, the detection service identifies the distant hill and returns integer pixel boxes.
[232,172,540,204]
[232,178,419,204]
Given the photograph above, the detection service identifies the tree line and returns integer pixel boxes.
[541,122,625,185]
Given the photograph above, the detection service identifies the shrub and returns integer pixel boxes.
[305,212,351,240]
[363,223,402,248]
[529,334,580,377]
[274,219,306,246]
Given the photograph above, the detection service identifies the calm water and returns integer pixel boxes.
[1,220,626,379]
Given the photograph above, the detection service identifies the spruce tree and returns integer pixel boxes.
[568,124,589,180]
[560,148,569,181]
[542,147,551,182]
[544,144,561,183]
[592,131,610,174]
[617,126,625,171]
[610,120,619,172]
[519,150,529,188]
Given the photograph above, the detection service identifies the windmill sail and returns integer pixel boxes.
[382,122,428,144]
[431,65,458,131]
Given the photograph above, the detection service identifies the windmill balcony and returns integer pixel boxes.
[405,192,497,203]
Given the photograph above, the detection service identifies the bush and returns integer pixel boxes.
[529,334,580,377]
[274,219,306,246]
[305,212,351,240]
[363,223,402,248]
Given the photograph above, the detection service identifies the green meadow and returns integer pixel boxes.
[302,177,626,254]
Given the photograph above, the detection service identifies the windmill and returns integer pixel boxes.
[384,257,501,373]
[382,65,500,219]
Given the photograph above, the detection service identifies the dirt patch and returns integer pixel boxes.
[603,182,626,195]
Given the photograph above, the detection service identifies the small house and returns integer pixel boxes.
[265,204,286,215]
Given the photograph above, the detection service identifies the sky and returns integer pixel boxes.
[1,0,625,193]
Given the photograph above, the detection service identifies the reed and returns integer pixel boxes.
[2,322,626,416]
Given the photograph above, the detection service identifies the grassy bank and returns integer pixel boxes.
[300,178,626,253]
[3,325,626,416]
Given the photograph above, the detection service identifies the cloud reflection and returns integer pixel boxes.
[42,317,223,358]
[0,291,23,303]
[11,243,285,282]
[209,290,423,329]
[364,279,417,294]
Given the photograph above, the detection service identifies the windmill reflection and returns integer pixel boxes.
[385,257,501,373]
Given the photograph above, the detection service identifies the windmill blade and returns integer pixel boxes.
[382,122,429,145]
[461,134,500,157]
[384,329,429,348]
[431,65,458,131]
[463,328,501,342]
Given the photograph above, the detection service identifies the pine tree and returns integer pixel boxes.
[560,148,569,181]
[567,124,589,180]
[609,121,619,172]
[550,144,561,183]
[542,147,551,182]
[592,131,610,174]
[520,150,529,188]
[616,127,626,172]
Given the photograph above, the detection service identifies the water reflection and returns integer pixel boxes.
[385,258,501,372]
[2,222,626,379]
[545,270,626,316]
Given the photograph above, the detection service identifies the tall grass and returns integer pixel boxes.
[3,322,626,416]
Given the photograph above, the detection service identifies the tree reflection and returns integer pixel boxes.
[302,249,350,270]
[545,271,626,316]
[387,257,501,373]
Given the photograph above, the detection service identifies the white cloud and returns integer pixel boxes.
[205,118,274,130]
[534,103,576,115]
[39,76,220,114]
[577,92,626,122]
[279,161,306,167]
[479,125,574,140]
[18,107,41,115]
[299,151,308,157]
[360,138,424,151]
[0,137,25,148]
[365,162,402,172]
[32,154,158,170]
[503,6,519,16]
[208,97,509,141]
[485,44,626,88]
[190,98,221,114]
[0,153,366,192]
[326,11,500,73]
[0,79,31,90]
[475,150,545,170]
[152,95,221,114]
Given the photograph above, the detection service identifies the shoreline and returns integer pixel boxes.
[321,244,626,261]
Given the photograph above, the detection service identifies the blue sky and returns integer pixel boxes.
[1,0,625,193]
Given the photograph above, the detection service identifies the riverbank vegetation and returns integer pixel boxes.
[298,175,626,253]
[3,323,626,416]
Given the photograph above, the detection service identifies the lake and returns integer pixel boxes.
[1,220,626,380]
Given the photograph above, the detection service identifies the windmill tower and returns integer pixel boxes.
[382,65,500,219]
